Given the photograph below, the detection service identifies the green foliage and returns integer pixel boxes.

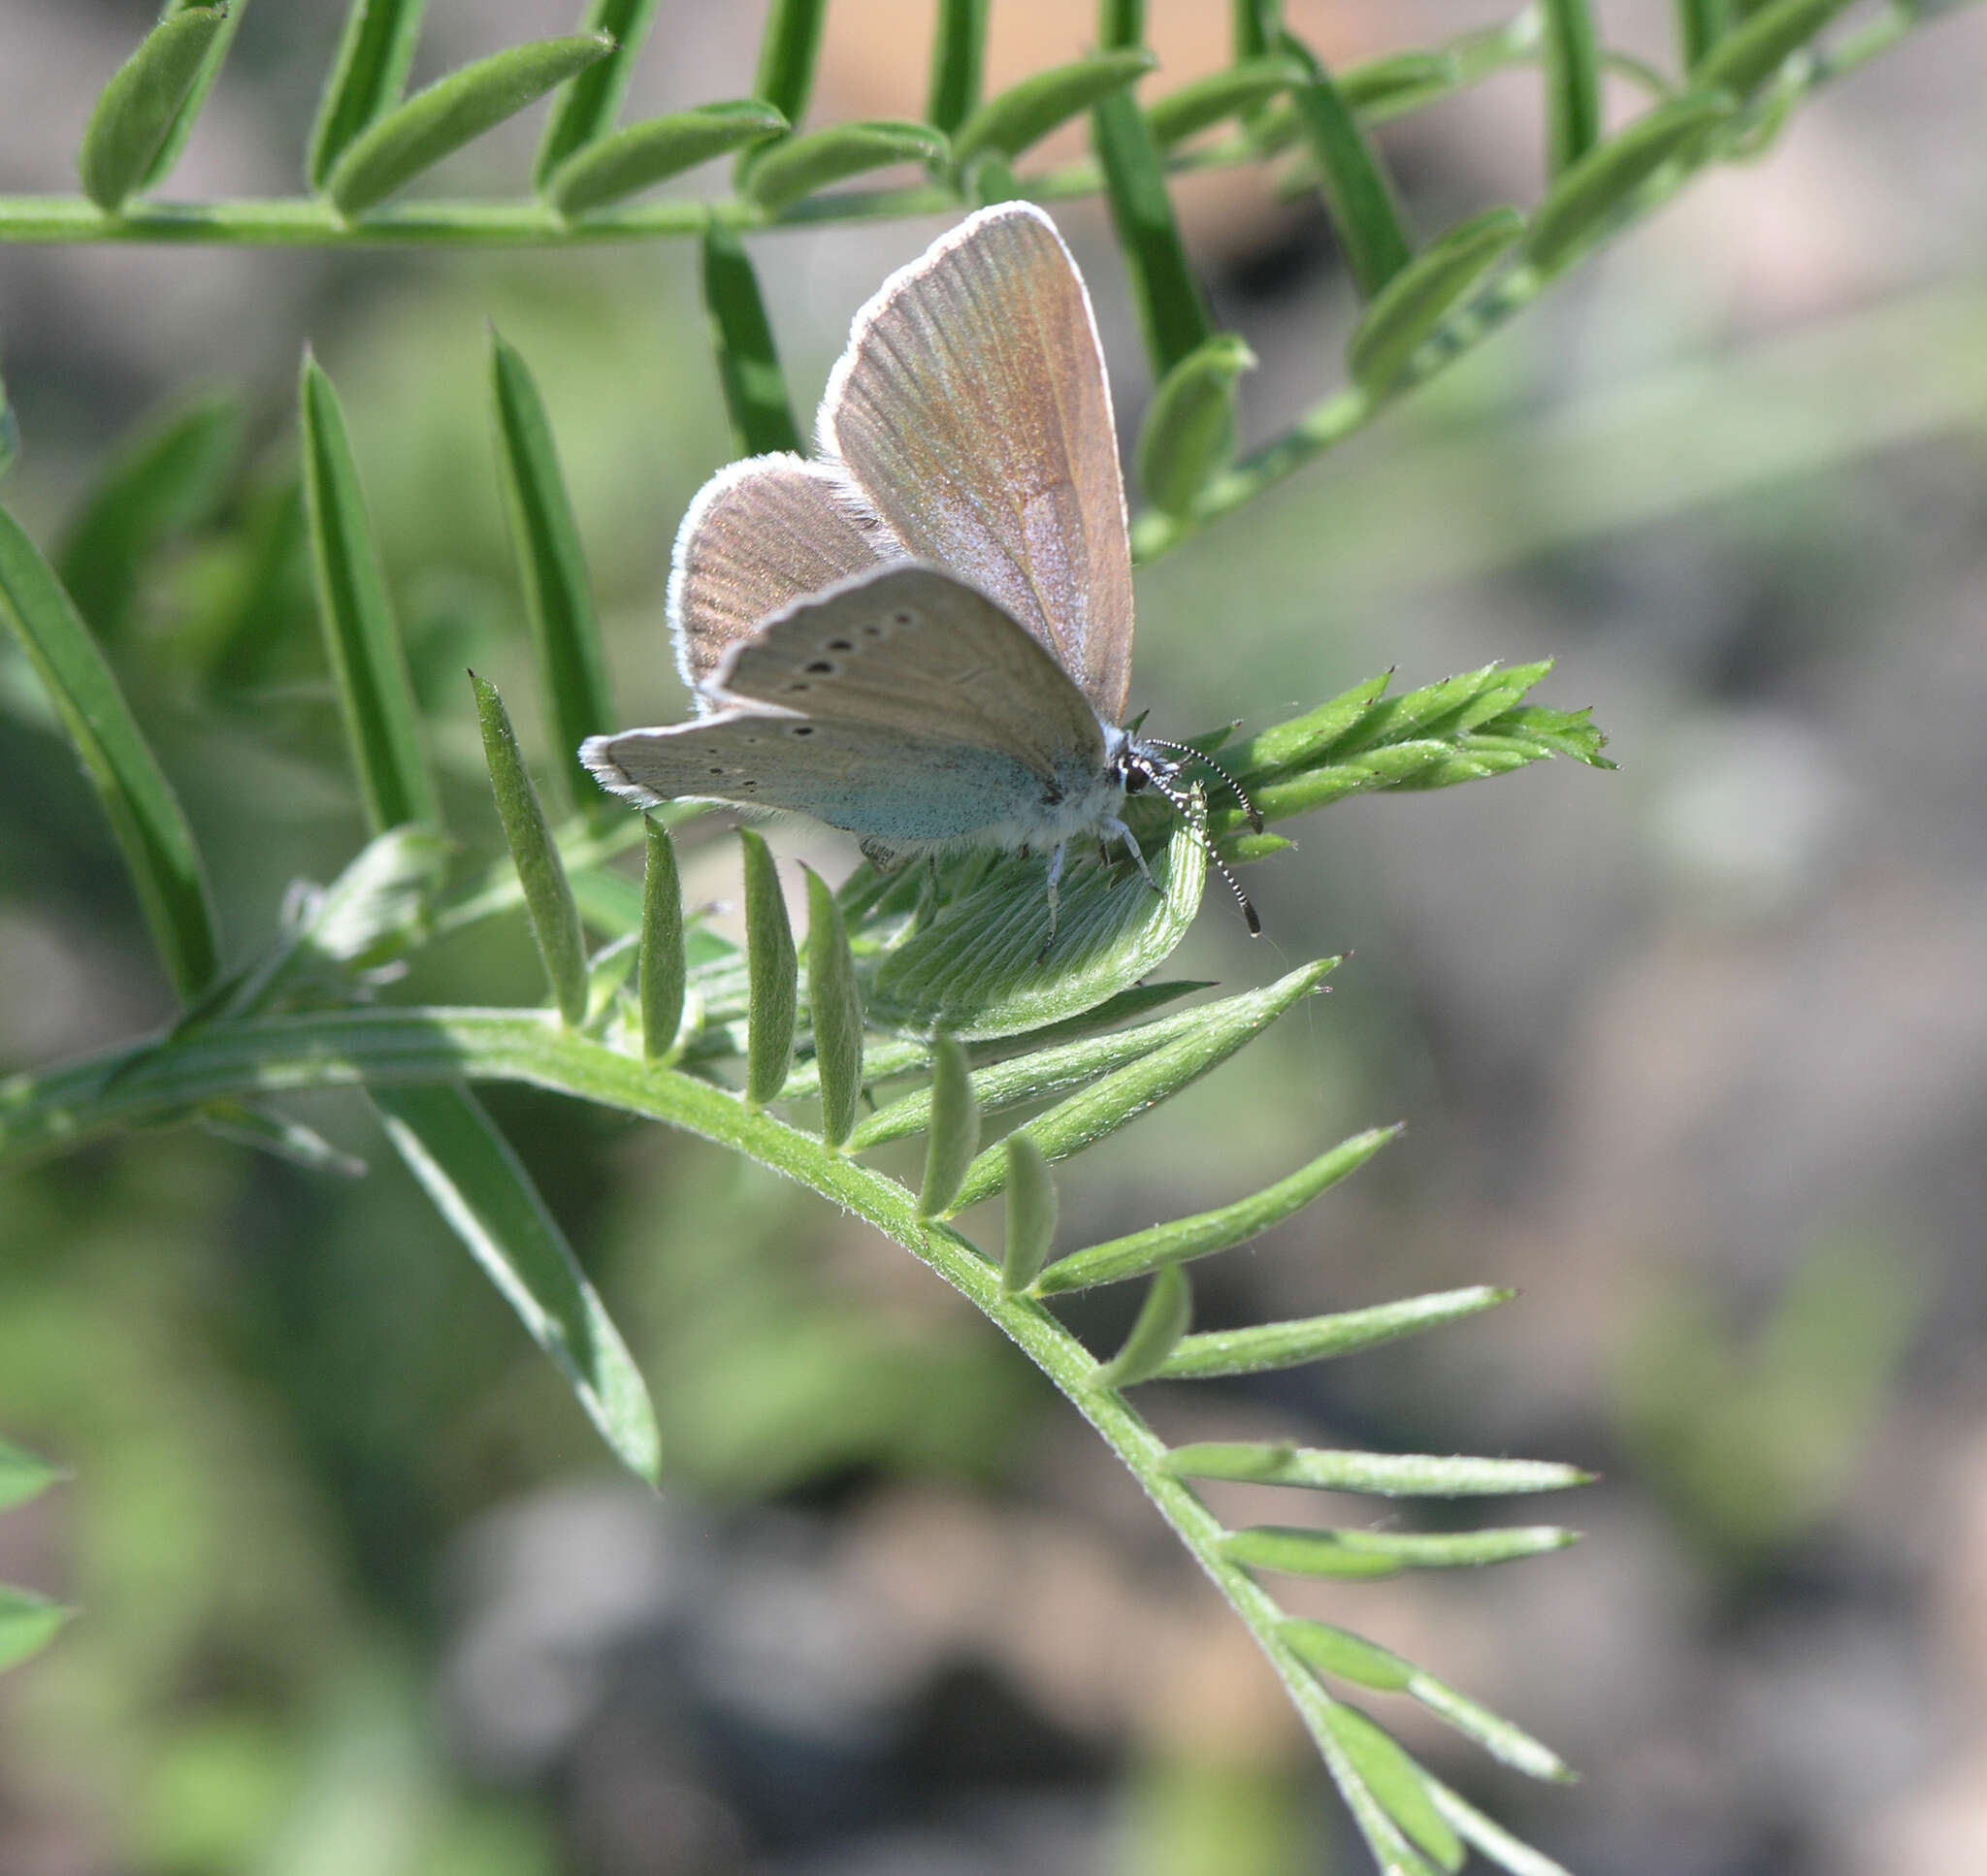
[1137,332,1257,517]
[1348,209,1526,391]
[0,1437,70,1673]
[546,102,787,218]
[309,0,430,190]
[952,49,1156,169]
[533,0,661,189]
[700,223,803,456]
[76,8,231,211]
[742,120,950,214]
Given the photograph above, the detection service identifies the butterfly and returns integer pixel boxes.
[580,202,1258,942]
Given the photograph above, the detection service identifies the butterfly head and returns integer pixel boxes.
[1107,728,1263,935]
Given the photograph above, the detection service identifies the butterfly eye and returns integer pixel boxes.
[1123,766,1151,793]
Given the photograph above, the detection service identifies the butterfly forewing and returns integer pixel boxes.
[668,453,898,690]
[708,563,1105,782]
[818,204,1136,726]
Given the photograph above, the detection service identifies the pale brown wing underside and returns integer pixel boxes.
[817,204,1136,726]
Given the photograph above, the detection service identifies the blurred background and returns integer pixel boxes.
[3,2,1986,1872]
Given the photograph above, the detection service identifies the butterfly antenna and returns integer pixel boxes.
[1141,767,1261,937]
[1140,737,1264,834]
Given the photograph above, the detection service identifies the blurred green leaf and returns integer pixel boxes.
[1000,1133,1056,1295]
[299,351,439,832]
[802,867,863,1148]
[308,0,429,191]
[1096,1263,1192,1387]
[1282,1619,1417,1692]
[1146,54,1305,148]
[326,34,613,217]
[701,222,804,456]
[533,0,659,187]
[1541,0,1604,175]
[0,1586,72,1673]
[953,49,1156,167]
[0,364,17,482]
[0,504,219,997]
[1223,1524,1579,1578]
[951,956,1335,1210]
[1677,0,1733,70]
[741,829,797,1106]
[1321,1704,1464,1872]
[1278,30,1413,300]
[372,1083,661,1482]
[1165,1443,1590,1497]
[917,1034,979,1219]
[1036,1122,1390,1295]
[1156,1287,1515,1380]
[748,0,829,138]
[639,817,686,1061]
[196,1099,368,1176]
[1347,208,1525,392]
[1092,84,1213,379]
[0,1438,64,1513]
[139,0,252,194]
[927,0,990,133]
[866,819,1205,1041]
[743,120,949,213]
[472,674,589,1027]
[55,394,242,643]
[1137,332,1256,518]
[547,101,788,217]
[488,330,613,810]
[1695,0,1857,94]
[76,7,230,211]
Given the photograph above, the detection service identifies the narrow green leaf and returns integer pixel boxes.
[472,674,589,1027]
[584,933,637,1026]
[1321,1704,1465,1872]
[1147,55,1305,148]
[0,1588,72,1674]
[1541,0,1604,175]
[1035,1123,1391,1294]
[952,956,1337,1210]
[1222,1524,1580,1577]
[741,829,797,1106]
[1163,1443,1592,1497]
[1095,1263,1192,1387]
[918,1034,979,1219]
[326,34,613,217]
[1136,332,1256,518]
[953,49,1156,168]
[1280,1619,1416,1692]
[372,1083,661,1482]
[1001,1133,1057,1295]
[197,1099,369,1178]
[1278,31,1413,300]
[1231,0,1279,61]
[1347,208,1525,392]
[1694,0,1857,95]
[138,0,252,193]
[547,101,788,217]
[750,0,829,131]
[743,120,949,214]
[255,825,448,1004]
[639,816,685,1061]
[1156,1287,1515,1380]
[534,0,660,187]
[700,223,803,457]
[1525,90,1736,269]
[308,0,429,190]
[1225,670,1392,782]
[299,350,439,832]
[1677,0,1732,70]
[1319,662,1552,760]
[0,506,219,997]
[803,867,863,1148]
[865,819,1204,1041]
[1092,88,1213,378]
[1406,1675,1574,1783]
[927,0,991,135]
[1425,1782,1578,1876]
[1342,49,1462,117]
[77,8,230,211]
[488,330,612,810]
[850,997,1213,1150]
[55,394,242,643]
[0,1439,64,1514]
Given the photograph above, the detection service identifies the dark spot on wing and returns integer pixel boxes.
[826,637,854,652]
[790,725,815,737]
[891,608,918,627]
[787,683,809,694]
[804,660,836,674]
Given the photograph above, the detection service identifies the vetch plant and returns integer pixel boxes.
[0,1,1973,1868]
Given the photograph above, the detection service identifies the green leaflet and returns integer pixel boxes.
[1526,90,1736,270]
[639,817,686,1061]
[1320,1703,1464,1872]
[1153,1285,1515,1380]
[1162,1443,1592,1497]
[1225,670,1393,780]
[700,222,804,457]
[547,101,788,217]
[141,0,252,194]
[1677,0,1733,70]
[1541,0,1603,176]
[54,393,242,644]
[999,1134,1056,1295]
[1278,31,1413,301]
[866,820,1205,1041]
[1695,0,1859,95]
[371,1083,661,1482]
[1095,1263,1192,1387]
[740,829,797,1106]
[488,332,613,810]
[927,0,991,135]
[1092,87,1213,378]
[917,1035,979,1219]
[0,505,219,999]
[326,34,613,217]
[952,49,1156,168]
[1034,1123,1393,1295]
[0,1438,63,1514]
[743,120,949,214]
[948,956,1336,1211]
[1146,55,1306,149]
[0,1588,72,1674]
[309,0,430,190]
[76,8,230,211]
[1222,1524,1580,1578]
[197,1100,369,1178]
[298,351,439,833]
[750,0,829,133]
[534,0,661,188]
[1347,208,1525,392]
[802,868,863,1148]
[472,674,589,1027]
[1281,1619,1417,1692]
[1136,332,1256,518]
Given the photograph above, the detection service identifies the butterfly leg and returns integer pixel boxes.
[1039,840,1067,957]
[1105,817,1163,896]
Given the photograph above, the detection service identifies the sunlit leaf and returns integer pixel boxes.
[953,49,1156,168]
[547,101,787,216]
[534,0,660,187]
[77,8,230,211]
[309,0,429,190]
[743,120,949,214]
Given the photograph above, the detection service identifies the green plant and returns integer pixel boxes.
[1,1,1974,1869]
